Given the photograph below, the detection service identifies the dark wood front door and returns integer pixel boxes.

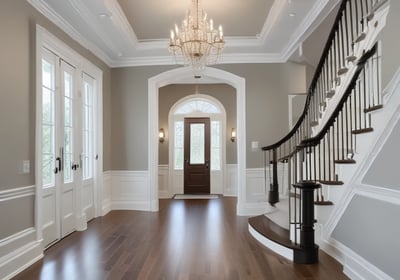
[184,118,210,194]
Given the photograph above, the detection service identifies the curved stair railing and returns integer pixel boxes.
[254,0,389,264]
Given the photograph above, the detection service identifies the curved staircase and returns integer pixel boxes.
[249,0,391,264]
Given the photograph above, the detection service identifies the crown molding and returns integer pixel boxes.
[68,0,124,55]
[258,0,287,42]
[103,0,138,46]
[110,52,285,68]
[27,0,114,66]
[27,0,337,68]
[280,0,340,61]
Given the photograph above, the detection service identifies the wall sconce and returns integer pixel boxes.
[230,128,236,142]
[159,128,165,143]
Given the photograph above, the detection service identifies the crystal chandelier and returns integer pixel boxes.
[168,0,225,73]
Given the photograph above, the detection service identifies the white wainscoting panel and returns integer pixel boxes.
[170,168,224,195]
[172,170,184,195]
[237,168,272,216]
[111,171,150,211]
[158,165,170,198]
[0,186,43,280]
[225,164,238,196]
[102,171,112,216]
[246,168,268,203]
[211,170,223,194]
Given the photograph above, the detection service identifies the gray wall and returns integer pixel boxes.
[158,84,237,165]
[216,64,290,168]
[111,65,176,170]
[0,0,111,237]
[330,3,400,278]
[378,0,400,89]
[333,109,400,278]
[111,63,296,170]
[332,195,400,279]
[362,120,400,189]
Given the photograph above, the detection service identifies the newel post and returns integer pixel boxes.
[293,181,320,264]
[268,148,279,205]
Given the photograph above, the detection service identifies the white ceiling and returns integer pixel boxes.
[27,0,340,68]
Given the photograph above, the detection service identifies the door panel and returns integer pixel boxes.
[81,73,95,222]
[42,188,58,246]
[41,51,77,247]
[184,118,210,194]
[82,180,95,221]
[60,61,76,238]
[41,50,59,247]
[61,187,74,237]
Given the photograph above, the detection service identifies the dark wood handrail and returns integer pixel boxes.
[299,43,377,148]
[262,0,350,151]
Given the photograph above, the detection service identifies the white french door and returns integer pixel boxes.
[40,48,95,247]
[81,73,96,222]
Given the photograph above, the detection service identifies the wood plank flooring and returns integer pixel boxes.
[13,197,348,280]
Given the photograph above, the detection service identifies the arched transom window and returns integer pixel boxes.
[172,96,225,171]
[175,99,221,114]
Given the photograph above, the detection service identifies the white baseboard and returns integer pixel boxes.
[108,170,149,212]
[237,201,270,216]
[0,228,43,280]
[102,171,112,216]
[111,200,151,211]
[319,238,394,280]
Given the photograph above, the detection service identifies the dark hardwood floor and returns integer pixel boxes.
[13,197,348,280]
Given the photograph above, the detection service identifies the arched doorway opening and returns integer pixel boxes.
[148,67,246,214]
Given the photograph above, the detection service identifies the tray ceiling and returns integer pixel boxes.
[27,0,340,67]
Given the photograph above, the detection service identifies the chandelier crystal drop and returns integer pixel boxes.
[168,0,225,73]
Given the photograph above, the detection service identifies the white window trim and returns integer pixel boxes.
[35,25,103,243]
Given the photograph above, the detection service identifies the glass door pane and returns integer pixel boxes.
[63,70,73,183]
[82,75,94,180]
[190,123,205,164]
[41,58,56,187]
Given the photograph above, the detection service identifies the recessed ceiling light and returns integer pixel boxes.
[289,12,296,17]
[98,13,110,18]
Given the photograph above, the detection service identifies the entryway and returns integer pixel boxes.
[184,117,211,194]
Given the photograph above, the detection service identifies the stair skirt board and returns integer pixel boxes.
[248,215,295,261]
[248,224,294,261]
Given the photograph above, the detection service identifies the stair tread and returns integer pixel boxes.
[319,180,344,185]
[346,55,357,63]
[338,67,349,76]
[355,32,367,43]
[352,127,374,134]
[334,159,356,164]
[315,200,334,206]
[249,215,298,250]
[326,90,335,98]
[364,104,383,113]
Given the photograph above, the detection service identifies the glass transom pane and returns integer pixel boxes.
[190,123,205,164]
[176,100,220,114]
